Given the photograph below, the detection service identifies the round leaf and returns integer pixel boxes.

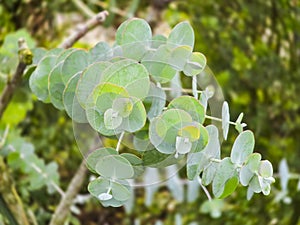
[89,41,112,63]
[86,147,118,172]
[116,18,152,60]
[104,108,123,130]
[118,97,147,133]
[177,125,200,142]
[149,109,193,154]
[168,96,205,124]
[230,130,255,164]
[218,175,239,199]
[212,158,236,198]
[112,97,133,118]
[183,52,206,76]
[101,59,150,100]
[63,72,87,123]
[85,82,129,136]
[95,155,134,179]
[61,49,88,84]
[258,160,273,178]
[167,21,195,48]
[29,55,57,102]
[76,61,112,108]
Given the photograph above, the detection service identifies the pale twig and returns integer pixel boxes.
[161,87,203,94]
[197,177,212,201]
[116,131,125,152]
[59,10,109,49]
[49,160,88,225]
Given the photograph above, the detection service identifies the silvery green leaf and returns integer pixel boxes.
[104,108,123,130]
[279,158,289,192]
[176,136,192,156]
[221,101,230,140]
[230,130,255,165]
[258,160,273,178]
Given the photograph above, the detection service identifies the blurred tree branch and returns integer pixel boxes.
[0,38,32,118]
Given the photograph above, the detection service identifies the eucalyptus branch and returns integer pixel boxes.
[205,115,237,126]
[59,10,109,49]
[0,39,32,119]
[161,87,203,94]
[7,144,65,197]
[116,131,125,152]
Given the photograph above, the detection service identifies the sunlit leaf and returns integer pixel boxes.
[183,52,206,76]
[230,130,255,164]
[168,96,205,124]
[85,82,129,136]
[112,98,133,118]
[178,125,200,142]
[118,97,147,133]
[258,160,273,178]
[149,109,193,154]
[218,175,239,198]
[167,21,195,48]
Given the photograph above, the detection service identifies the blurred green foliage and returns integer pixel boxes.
[0,0,300,224]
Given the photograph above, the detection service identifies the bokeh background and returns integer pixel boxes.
[0,0,299,224]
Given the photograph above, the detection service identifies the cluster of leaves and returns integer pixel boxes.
[28,18,274,207]
[0,131,60,194]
